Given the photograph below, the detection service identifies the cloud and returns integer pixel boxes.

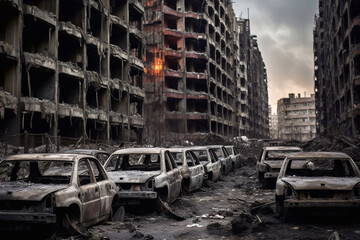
[232,0,318,113]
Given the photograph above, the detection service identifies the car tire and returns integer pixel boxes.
[110,205,125,222]
[276,196,288,223]
[258,172,267,186]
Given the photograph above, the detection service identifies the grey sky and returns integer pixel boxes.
[232,0,318,114]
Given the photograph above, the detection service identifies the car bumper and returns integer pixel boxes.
[284,199,360,208]
[118,190,157,200]
[0,211,56,223]
[264,172,279,178]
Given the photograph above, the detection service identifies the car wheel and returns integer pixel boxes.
[110,205,125,222]
[276,196,288,223]
[63,209,90,237]
[258,172,267,186]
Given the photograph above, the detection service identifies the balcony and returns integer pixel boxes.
[163,5,182,18]
[165,69,184,78]
[165,48,184,58]
[186,72,207,80]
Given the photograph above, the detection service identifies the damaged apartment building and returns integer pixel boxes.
[314,0,360,137]
[143,0,269,144]
[0,0,145,146]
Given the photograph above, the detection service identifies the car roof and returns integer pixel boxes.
[3,153,95,162]
[168,147,196,152]
[183,146,210,151]
[206,145,224,148]
[62,149,109,155]
[264,146,302,151]
[287,152,351,159]
[112,148,165,155]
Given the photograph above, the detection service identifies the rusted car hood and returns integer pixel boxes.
[0,181,68,201]
[107,171,162,183]
[282,177,360,191]
[263,160,284,169]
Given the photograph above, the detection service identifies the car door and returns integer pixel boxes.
[209,149,221,176]
[77,159,101,223]
[89,158,113,219]
[164,151,181,201]
[188,151,204,191]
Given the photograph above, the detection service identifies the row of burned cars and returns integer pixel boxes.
[0,145,241,237]
[256,146,360,221]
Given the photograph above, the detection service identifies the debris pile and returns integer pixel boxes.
[302,136,360,162]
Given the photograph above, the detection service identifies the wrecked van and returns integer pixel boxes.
[104,148,182,204]
[169,148,205,193]
[256,146,302,186]
[275,152,360,222]
[0,154,120,236]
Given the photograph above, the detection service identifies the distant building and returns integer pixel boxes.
[314,0,360,137]
[277,93,316,142]
[269,106,278,139]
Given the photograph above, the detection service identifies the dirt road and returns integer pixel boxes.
[88,162,360,240]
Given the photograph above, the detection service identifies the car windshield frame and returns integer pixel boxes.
[284,158,358,178]
[0,160,74,184]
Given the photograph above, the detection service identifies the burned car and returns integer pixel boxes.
[62,149,110,164]
[225,145,242,169]
[0,154,120,236]
[208,145,233,175]
[104,148,182,205]
[190,146,221,182]
[256,146,302,186]
[275,152,360,221]
[169,148,205,193]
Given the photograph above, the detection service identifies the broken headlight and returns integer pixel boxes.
[146,178,155,191]
[353,183,360,198]
[284,183,298,199]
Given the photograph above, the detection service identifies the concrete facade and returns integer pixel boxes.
[269,105,278,139]
[314,0,360,137]
[143,0,269,145]
[0,0,145,146]
[277,93,316,142]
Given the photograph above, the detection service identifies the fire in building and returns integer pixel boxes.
[0,0,145,146]
[314,0,360,137]
[0,0,269,147]
[277,93,316,142]
[143,0,269,145]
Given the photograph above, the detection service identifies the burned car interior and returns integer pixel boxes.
[106,154,162,172]
[285,159,357,178]
[0,160,72,184]
[171,151,201,167]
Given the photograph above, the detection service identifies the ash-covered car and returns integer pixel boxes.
[0,154,120,236]
[61,149,110,164]
[256,146,302,186]
[208,145,233,175]
[225,145,242,169]
[190,146,221,182]
[104,148,182,205]
[169,148,205,193]
[275,152,360,222]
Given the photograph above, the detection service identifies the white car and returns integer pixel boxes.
[190,146,222,182]
[256,146,303,186]
[208,145,233,175]
[104,148,182,204]
[0,154,119,236]
[169,147,205,193]
[276,152,360,222]
[225,145,242,169]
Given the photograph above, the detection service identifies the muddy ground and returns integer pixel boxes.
[86,160,360,240]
